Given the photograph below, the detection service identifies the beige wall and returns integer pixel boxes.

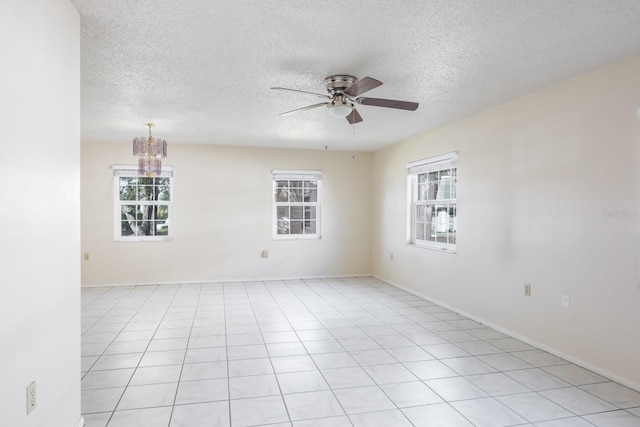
[81,143,372,285]
[80,52,640,390]
[372,55,640,389]
[0,0,82,425]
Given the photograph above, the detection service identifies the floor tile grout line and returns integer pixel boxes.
[101,284,182,426]
[222,282,235,426]
[251,278,354,426]
[288,277,421,426]
[167,282,204,426]
[241,280,298,426]
[81,285,141,376]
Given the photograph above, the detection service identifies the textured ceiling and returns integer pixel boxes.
[71,0,640,151]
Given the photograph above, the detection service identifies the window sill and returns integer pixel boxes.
[115,236,173,242]
[273,235,321,241]
[408,242,456,254]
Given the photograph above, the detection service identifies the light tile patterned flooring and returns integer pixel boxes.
[81,277,640,427]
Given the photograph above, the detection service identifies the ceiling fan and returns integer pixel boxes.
[271,75,419,124]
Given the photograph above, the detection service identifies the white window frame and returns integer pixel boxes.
[272,170,322,240]
[113,165,173,242]
[407,152,457,252]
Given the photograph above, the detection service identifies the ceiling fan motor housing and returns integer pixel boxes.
[324,75,358,94]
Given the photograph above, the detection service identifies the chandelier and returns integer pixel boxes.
[132,123,167,177]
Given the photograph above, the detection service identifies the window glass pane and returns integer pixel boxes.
[277,219,289,234]
[304,189,317,203]
[290,220,303,234]
[449,205,457,233]
[155,205,169,220]
[417,182,427,201]
[137,220,152,236]
[139,205,154,221]
[138,177,153,186]
[277,206,289,220]
[305,207,316,220]
[436,175,455,200]
[155,221,169,236]
[305,180,317,190]
[156,185,170,201]
[121,221,134,236]
[427,180,438,200]
[305,220,316,234]
[120,177,137,186]
[434,205,449,233]
[138,186,154,201]
[416,223,425,241]
[416,205,426,222]
[290,206,303,219]
[275,186,289,202]
[119,177,137,201]
[290,180,302,188]
[426,221,435,241]
[121,205,136,220]
[289,188,302,202]
[155,177,170,186]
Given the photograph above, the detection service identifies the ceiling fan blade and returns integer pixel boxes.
[271,87,330,99]
[346,108,363,124]
[279,102,328,116]
[357,97,419,111]
[343,76,383,97]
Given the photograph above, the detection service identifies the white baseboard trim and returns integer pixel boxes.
[75,416,85,427]
[81,273,373,288]
[374,274,640,393]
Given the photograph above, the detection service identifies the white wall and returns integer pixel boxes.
[372,54,640,390]
[81,143,372,285]
[0,1,81,426]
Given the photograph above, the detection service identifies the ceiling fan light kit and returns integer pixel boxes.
[271,74,419,125]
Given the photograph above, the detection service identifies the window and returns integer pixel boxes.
[113,165,173,241]
[407,152,457,251]
[273,170,322,239]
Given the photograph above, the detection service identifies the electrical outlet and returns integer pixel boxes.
[83,253,90,261]
[261,250,269,258]
[561,294,570,309]
[390,253,394,261]
[524,283,532,297]
[26,381,36,415]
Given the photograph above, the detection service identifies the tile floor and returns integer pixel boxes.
[81,277,640,427]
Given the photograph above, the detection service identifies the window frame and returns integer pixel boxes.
[407,152,458,252]
[272,170,322,240]
[113,165,174,242]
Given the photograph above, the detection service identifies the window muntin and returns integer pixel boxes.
[113,166,173,241]
[273,171,321,239]
[408,153,457,251]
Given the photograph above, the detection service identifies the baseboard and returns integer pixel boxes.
[75,416,85,427]
[81,273,373,288]
[373,274,640,393]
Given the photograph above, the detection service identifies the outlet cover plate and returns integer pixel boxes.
[26,381,36,415]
